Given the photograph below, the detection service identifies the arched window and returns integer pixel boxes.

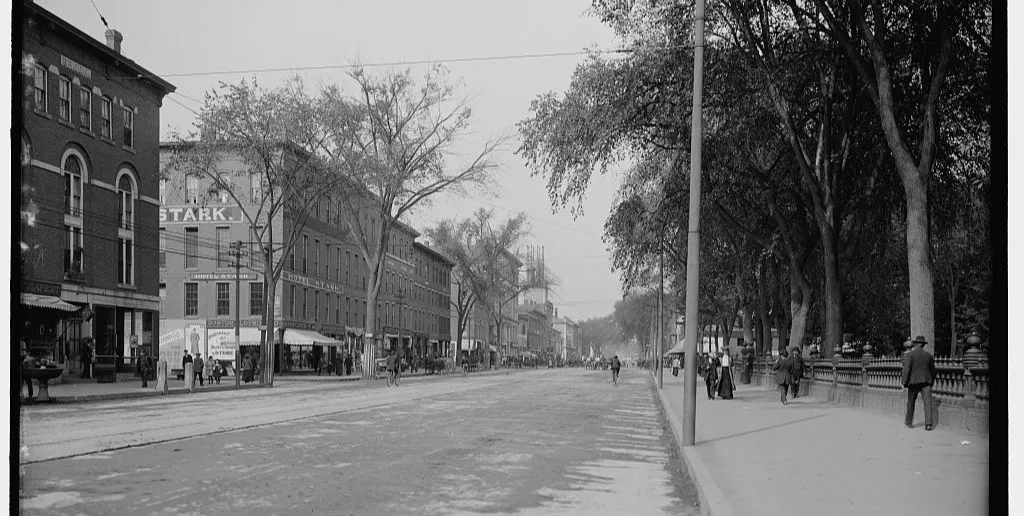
[116,169,137,285]
[118,173,135,230]
[63,155,83,216]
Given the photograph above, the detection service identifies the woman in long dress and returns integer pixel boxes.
[716,349,735,399]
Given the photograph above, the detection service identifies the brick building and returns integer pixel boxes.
[18,0,175,376]
[159,144,453,373]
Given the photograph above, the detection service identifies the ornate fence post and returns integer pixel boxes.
[830,346,841,401]
[962,333,983,402]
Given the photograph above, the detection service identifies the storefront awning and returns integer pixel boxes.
[282,328,344,347]
[20,293,80,312]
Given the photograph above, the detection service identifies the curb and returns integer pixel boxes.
[652,375,736,516]
[39,382,273,404]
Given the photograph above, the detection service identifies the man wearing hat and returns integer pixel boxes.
[901,335,937,430]
[790,346,805,398]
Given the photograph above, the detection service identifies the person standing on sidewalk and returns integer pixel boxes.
[138,350,153,388]
[790,346,805,398]
[773,348,795,405]
[671,355,681,377]
[193,354,205,387]
[22,350,38,399]
[182,349,193,381]
[717,349,735,399]
[902,335,937,431]
[204,355,215,385]
[81,340,94,379]
[704,353,719,399]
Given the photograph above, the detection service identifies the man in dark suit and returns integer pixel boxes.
[772,348,795,405]
[790,346,805,398]
[901,335,937,430]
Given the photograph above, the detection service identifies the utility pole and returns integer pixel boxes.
[397,288,406,368]
[230,241,246,390]
[658,241,664,389]
[682,0,707,447]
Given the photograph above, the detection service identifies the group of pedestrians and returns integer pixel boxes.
[771,347,805,404]
[697,351,734,400]
[180,349,232,386]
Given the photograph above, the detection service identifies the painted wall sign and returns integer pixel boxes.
[160,206,244,224]
[188,272,258,282]
[22,280,62,297]
[60,54,92,79]
[206,318,282,329]
[281,270,344,293]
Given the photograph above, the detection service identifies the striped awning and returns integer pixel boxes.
[281,328,344,347]
[21,293,80,312]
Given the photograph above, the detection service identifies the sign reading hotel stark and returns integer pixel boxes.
[160,206,243,224]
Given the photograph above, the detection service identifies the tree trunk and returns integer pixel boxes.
[742,303,754,345]
[362,260,383,379]
[820,226,843,355]
[904,183,936,351]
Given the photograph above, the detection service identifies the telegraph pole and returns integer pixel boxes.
[658,241,664,389]
[682,0,707,446]
[230,241,246,390]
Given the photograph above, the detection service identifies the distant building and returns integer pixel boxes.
[158,144,452,372]
[552,310,579,361]
[18,0,175,375]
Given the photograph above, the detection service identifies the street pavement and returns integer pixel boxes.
[656,369,989,516]
[19,367,700,515]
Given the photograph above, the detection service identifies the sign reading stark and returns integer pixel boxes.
[160,206,243,224]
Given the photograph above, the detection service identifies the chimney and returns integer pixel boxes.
[105,29,123,54]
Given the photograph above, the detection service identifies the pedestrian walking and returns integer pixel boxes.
[193,354,205,386]
[138,350,153,388]
[242,352,253,383]
[81,340,95,379]
[671,355,681,377]
[704,353,720,399]
[610,355,621,385]
[345,353,354,376]
[772,348,795,405]
[902,335,937,431]
[790,346,805,398]
[716,349,735,399]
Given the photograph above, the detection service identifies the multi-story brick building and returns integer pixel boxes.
[552,310,580,362]
[159,144,453,373]
[18,0,175,376]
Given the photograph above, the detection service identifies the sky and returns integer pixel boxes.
[33,0,630,321]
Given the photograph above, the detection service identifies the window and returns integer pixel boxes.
[118,238,134,285]
[58,76,71,121]
[79,87,92,130]
[216,226,230,268]
[290,285,296,317]
[64,225,83,273]
[314,239,320,276]
[313,291,319,322]
[216,283,230,316]
[100,97,112,138]
[249,282,264,316]
[159,179,167,203]
[302,234,308,274]
[184,283,199,316]
[324,242,330,277]
[186,175,199,204]
[185,227,199,268]
[345,251,351,284]
[249,173,265,202]
[122,106,134,147]
[325,201,331,223]
[117,174,134,230]
[336,246,341,281]
[33,65,47,111]
[63,155,83,216]
[346,297,351,326]
[159,228,166,268]
[218,174,230,203]
[302,288,308,319]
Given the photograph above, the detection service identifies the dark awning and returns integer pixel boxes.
[21,293,80,312]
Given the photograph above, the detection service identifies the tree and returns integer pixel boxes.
[165,78,354,385]
[321,66,506,377]
[426,209,530,366]
[806,0,991,350]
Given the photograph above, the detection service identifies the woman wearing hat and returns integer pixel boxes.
[716,348,735,399]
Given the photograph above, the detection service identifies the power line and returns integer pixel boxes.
[88,0,109,30]
[117,44,691,80]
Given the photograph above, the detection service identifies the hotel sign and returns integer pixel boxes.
[281,270,344,293]
[188,272,257,281]
[160,206,244,224]
[60,55,92,79]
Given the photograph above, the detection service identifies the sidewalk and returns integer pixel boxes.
[654,371,989,516]
[19,366,525,404]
